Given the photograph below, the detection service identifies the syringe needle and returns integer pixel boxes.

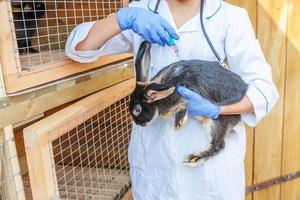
[169,37,181,60]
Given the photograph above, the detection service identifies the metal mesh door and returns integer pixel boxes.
[7,0,123,73]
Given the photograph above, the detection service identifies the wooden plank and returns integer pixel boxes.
[24,78,135,145]
[3,53,133,93]
[24,133,59,199]
[281,0,300,199]
[0,129,3,183]
[2,125,26,200]
[0,61,6,97]
[17,52,132,76]
[0,0,19,76]
[226,2,257,199]
[0,128,8,199]
[254,0,288,199]
[0,63,134,128]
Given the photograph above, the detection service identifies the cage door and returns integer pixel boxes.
[24,78,135,200]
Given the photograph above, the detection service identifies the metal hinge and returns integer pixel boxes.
[246,171,300,194]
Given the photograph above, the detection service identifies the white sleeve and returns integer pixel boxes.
[225,9,279,127]
[65,21,133,63]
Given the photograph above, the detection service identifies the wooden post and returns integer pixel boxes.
[0,61,6,97]
[24,128,59,200]
[1,126,26,200]
[254,1,288,200]
[281,0,300,199]
[0,0,19,76]
[0,129,3,185]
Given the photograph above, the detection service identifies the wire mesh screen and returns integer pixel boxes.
[0,132,26,200]
[34,96,132,200]
[8,0,123,73]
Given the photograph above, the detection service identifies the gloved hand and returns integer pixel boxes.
[176,86,221,119]
[117,7,179,46]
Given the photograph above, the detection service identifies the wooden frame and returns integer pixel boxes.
[0,130,3,192]
[0,59,134,128]
[23,78,135,200]
[0,62,6,97]
[0,0,132,94]
[0,126,26,200]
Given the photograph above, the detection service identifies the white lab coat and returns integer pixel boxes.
[65,0,279,199]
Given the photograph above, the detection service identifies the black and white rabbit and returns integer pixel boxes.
[129,41,249,167]
[13,1,46,54]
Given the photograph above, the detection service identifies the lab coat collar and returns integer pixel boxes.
[159,0,222,33]
[204,0,222,19]
[155,0,222,19]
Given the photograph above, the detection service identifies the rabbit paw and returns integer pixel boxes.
[174,124,182,131]
[174,117,186,131]
[174,109,188,131]
[183,154,206,167]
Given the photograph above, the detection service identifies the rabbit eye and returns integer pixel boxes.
[133,105,142,116]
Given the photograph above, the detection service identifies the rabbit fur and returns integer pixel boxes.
[13,2,46,54]
[129,41,248,167]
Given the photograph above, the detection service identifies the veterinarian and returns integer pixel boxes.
[66,0,279,199]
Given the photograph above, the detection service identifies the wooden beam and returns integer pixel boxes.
[3,53,132,93]
[24,130,59,200]
[0,62,134,128]
[0,129,3,183]
[2,125,26,200]
[0,61,6,97]
[254,1,288,200]
[0,0,18,76]
[281,0,300,199]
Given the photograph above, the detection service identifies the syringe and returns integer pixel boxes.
[169,37,180,60]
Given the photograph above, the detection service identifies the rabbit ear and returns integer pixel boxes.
[144,83,175,103]
[135,41,151,82]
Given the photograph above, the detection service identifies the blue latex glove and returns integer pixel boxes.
[117,7,179,46]
[176,86,221,119]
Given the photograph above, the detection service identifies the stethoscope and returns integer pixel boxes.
[149,0,229,69]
